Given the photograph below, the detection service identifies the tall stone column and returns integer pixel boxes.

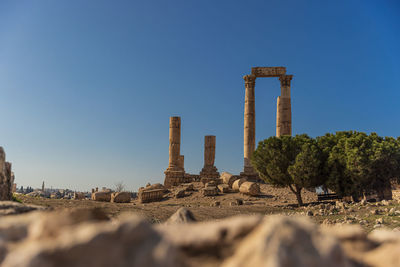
[276,75,293,137]
[200,135,219,179]
[242,74,257,177]
[164,116,185,188]
[178,155,184,170]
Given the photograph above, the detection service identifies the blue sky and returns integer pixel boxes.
[0,0,399,191]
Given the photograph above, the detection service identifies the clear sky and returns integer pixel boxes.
[0,0,399,191]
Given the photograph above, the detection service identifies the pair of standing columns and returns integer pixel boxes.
[242,74,293,176]
[164,116,219,187]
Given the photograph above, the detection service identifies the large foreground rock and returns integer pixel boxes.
[1,211,180,267]
[0,201,45,217]
[222,216,352,267]
[0,208,399,267]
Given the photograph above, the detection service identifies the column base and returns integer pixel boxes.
[240,171,261,183]
[199,166,220,180]
[164,169,185,188]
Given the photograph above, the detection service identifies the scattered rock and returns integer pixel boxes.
[73,192,85,200]
[111,192,131,203]
[236,199,243,206]
[212,201,221,207]
[175,189,186,199]
[232,178,247,192]
[183,183,194,191]
[371,209,380,215]
[220,172,237,188]
[205,181,216,188]
[91,191,112,202]
[217,184,230,193]
[239,182,260,196]
[202,187,218,196]
[381,200,389,206]
[138,189,164,203]
[144,183,165,192]
[166,208,196,224]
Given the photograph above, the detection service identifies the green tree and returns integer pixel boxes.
[288,139,323,205]
[318,131,360,198]
[252,134,323,206]
[319,132,400,200]
[346,133,400,199]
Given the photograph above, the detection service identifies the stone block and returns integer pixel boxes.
[138,189,164,203]
[239,182,260,196]
[202,187,218,196]
[111,192,131,203]
[232,178,247,192]
[220,172,237,188]
[73,192,85,200]
[217,184,230,193]
[92,191,111,202]
[175,189,185,199]
[201,177,216,186]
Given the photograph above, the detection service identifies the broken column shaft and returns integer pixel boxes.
[200,135,219,179]
[164,116,185,188]
[276,75,293,137]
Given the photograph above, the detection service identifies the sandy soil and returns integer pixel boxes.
[17,182,317,222]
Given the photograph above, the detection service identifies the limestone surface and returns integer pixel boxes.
[111,192,131,203]
[91,191,111,202]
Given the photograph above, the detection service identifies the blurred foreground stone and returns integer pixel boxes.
[0,205,399,267]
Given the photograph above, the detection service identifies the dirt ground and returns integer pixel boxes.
[17,183,317,222]
[17,182,400,232]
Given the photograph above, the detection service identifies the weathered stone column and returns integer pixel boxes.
[276,75,293,137]
[242,74,257,176]
[200,135,219,179]
[164,116,185,188]
[178,155,184,170]
[168,117,181,170]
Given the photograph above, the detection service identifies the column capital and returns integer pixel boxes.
[279,75,293,87]
[243,74,256,88]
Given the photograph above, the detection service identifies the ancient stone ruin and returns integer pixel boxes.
[161,67,293,189]
[241,67,293,180]
[0,147,14,201]
[199,135,219,179]
[164,117,186,188]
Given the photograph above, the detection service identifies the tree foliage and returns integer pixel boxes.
[252,134,323,206]
[252,131,400,204]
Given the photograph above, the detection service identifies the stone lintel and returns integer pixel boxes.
[251,67,286,78]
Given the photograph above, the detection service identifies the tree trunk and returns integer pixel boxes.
[289,185,303,206]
